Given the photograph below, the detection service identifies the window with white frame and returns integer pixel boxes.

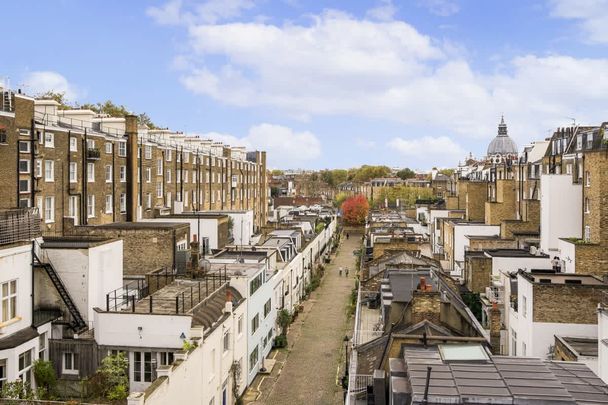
[87,195,95,218]
[44,160,54,182]
[251,314,259,333]
[62,352,78,374]
[133,352,153,382]
[249,346,258,371]
[159,352,174,366]
[223,331,230,352]
[18,159,30,174]
[584,225,591,242]
[585,171,591,187]
[105,142,112,154]
[167,169,172,183]
[146,193,152,209]
[144,145,152,159]
[18,141,30,153]
[0,359,6,389]
[585,197,590,213]
[68,196,78,219]
[120,193,126,213]
[184,152,189,163]
[35,160,42,178]
[157,159,163,175]
[166,149,172,162]
[145,167,151,183]
[177,152,181,163]
[69,162,77,183]
[156,182,163,198]
[118,141,127,157]
[184,170,188,183]
[69,137,78,152]
[166,192,172,208]
[120,166,126,182]
[586,134,593,149]
[18,349,32,383]
[19,178,30,193]
[44,132,54,148]
[87,163,95,182]
[44,196,55,223]
[38,333,46,359]
[105,165,113,183]
[105,195,113,214]
[1,280,17,322]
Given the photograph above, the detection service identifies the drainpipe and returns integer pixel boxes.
[125,115,138,222]
[29,118,35,210]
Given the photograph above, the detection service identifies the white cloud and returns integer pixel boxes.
[146,0,183,25]
[389,136,465,167]
[147,0,254,26]
[549,0,608,43]
[418,0,459,17]
[199,123,321,167]
[366,0,397,22]
[23,71,79,100]
[150,5,608,164]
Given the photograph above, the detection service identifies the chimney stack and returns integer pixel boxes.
[126,114,138,222]
[490,302,502,354]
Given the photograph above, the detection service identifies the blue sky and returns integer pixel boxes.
[2,0,608,169]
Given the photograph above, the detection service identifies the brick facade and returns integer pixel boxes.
[532,283,608,324]
[0,98,269,234]
[464,255,492,293]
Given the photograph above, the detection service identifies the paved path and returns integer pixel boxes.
[252,235,360,405]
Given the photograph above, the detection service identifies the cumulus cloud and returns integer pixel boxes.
[389,136,465,167]
[147,0,254,26]
[148,2,608,168]
[199,123,321,167]
[549,0,608,43]
[418,0,459,17]
[23,71,79,100]
[366,0,397,22]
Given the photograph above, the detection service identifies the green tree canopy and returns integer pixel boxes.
[396,168,416,180]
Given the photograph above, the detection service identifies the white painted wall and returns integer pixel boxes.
[511,274,597,360]
[430,210,451,254]
[540,175,582,254]
[557,239,576,273]
[0,244,33,336]
[45,240,123,327]
[140,217,219,250]
[599,309,608,383]
[94,311,192,349]
[450,224,499,276]
[208,210,255,246]
[491,256,551,277]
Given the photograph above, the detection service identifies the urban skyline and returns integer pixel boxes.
[2,0,608,169]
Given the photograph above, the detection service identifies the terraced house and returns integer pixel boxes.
[0,86,268,234]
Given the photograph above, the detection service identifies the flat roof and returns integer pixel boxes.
[209,262,265,278]
[466,235,501,240]
[484,249,549,258]
[164,212,228,219]
[95,222,189,230]
[522,271,607,286]
[41,236,119,249]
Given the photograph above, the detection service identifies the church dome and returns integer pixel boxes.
[487,116,518,156]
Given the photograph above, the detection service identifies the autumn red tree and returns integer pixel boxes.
[341,194,369,225]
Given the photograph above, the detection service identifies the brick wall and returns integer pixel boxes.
[464,256,492,293]
[469,237,517,251]
[465,182,487,221]
[373,240,422,259]
[532,283,608,324]
[411,291,441,325]
[575,243,608,277]
[500,220,539,239]
[485,179,517,225]
[67,224,189,276]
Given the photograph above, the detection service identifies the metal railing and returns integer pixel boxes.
[0,208,41,246]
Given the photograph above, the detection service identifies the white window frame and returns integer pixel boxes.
[105,142,113,154]
[44,132,54,148]
[105,165,113,183]
[18,159,30,174]
[87,163,95,182]
[118,141,127,157]
[120,166,127,182]
[87,195,95,218]
[1,280,17,323]
[18,349,32,384]
[62,352,79,375]
[69,162,77,183]
[144,145,152,160]
[105,195,113,214]
[44,196,55,223]
[120,193,126,213]
[69,137,78,152]
[44,160,54,182]
[145,167,151,183]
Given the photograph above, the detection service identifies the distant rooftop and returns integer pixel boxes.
[484,249,549,258]
[521,271,607,286]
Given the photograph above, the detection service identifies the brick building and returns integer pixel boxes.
[0,88,268,235]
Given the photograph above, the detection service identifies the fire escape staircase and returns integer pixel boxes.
[33,251,88,333]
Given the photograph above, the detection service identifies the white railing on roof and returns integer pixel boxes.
[485,286,504,304]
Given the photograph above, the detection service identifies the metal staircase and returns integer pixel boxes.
[33,250,87,333]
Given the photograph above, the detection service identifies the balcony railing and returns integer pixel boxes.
[485,286,504,304]
[86,147,101,160]
[0,208,41,246]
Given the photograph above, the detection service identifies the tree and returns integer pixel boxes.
[396,168,415,180]
[341,194,369,225]
[439,168,455,177]
[33,360,57,399]
[333,192,348,208]
[89,353,129,401]
[271,169,284,176]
